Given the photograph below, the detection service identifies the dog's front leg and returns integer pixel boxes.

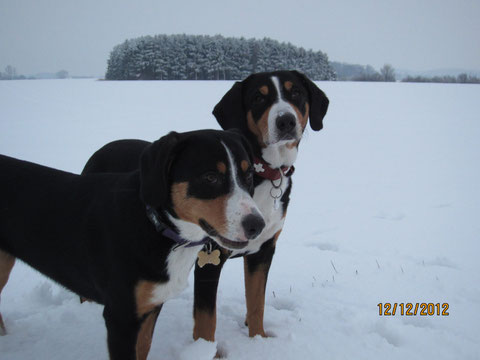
[103,305,141,360]
[193,249,230,341]
[0,250,16,335]
[136,306,161,360]
[243,236,277,337]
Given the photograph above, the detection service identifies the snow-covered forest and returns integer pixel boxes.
[105,34,336,81]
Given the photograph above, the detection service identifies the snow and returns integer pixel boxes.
[1,79,479,359]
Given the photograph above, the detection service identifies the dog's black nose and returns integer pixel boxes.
[242,214,266,240]
[276,113,296,134]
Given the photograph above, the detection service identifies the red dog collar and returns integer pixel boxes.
[253,157,295,181]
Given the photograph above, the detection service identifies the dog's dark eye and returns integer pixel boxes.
[253,93,265,105]
[291,88,301,99]
[202,172,220,185]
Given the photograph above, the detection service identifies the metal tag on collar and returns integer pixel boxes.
[270,172,283,210]
[197,241,221,268]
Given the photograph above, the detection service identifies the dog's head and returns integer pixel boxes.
[213,70,329,168]
[140,130,265,250]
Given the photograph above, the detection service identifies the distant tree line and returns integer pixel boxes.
[0,65,25,80]
[0,65,69,80]
[333,61,480,84]
[332,62,396,82]
[331,62,378,81]
[105,34,336,81]
[354,64,396,82]
[402,73,480,84]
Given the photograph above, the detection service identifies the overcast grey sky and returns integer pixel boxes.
[1,0,479,76]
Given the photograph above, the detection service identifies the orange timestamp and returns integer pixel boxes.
[378,303,449,316]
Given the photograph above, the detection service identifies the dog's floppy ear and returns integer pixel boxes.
[140,131,181,207]
[212,81,245,130]
[292,70,329,131]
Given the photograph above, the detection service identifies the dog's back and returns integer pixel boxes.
[0,154,133,300]
[83,139,149,174]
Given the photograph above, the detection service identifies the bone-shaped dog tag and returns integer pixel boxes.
[197,249,221,268]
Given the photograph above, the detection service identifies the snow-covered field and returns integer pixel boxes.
[0,79,479,360]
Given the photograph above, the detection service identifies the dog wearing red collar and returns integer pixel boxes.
[197,70,329,340]
[76,70,328,357]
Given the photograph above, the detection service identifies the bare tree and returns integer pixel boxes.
[380,64,395,82]
[457,73,468,83]
[56,70,69,79]
[4,65,17,79]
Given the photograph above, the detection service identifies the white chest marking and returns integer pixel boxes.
[150,245,202,306]
[261,142,298,168]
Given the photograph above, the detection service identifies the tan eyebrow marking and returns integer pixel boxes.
[217,162,227,174]
[284,81,293,91]
[241,160,249,172]
[259,86,269,95]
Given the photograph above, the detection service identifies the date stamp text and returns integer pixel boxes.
[378,303,449,316]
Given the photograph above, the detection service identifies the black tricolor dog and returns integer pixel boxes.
[74,70,329,347]
[203,70,328,339]
[0,130,265,360]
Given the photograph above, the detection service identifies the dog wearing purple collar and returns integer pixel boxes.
[0,130,265,360]
[73,70,329,358]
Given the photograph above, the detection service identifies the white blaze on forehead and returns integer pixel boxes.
[271,76,294,112]
[261,76,301,168]
[222,141,240,189]
[221,141,261,241]
[271,76,283,101]
[267,76,299,144]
